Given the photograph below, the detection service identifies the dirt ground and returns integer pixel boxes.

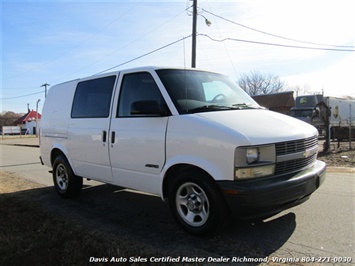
[0,171,144,266]
[317,141,355,168]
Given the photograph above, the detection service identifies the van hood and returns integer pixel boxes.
[196,109,318,145]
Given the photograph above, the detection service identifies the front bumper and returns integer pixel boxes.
[217,160,326,219]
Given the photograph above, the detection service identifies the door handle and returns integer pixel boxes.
[111,131,115,144]
[102,130,107,143]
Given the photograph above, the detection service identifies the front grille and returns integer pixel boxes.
[275,154,317,175]
[275,136,318,156]
[273,135,318,176]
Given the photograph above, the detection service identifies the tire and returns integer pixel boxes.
[168,170,229,236]
[52,155,82,198]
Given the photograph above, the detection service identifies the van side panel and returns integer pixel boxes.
[66,75,117,182]
[40,80,77,167]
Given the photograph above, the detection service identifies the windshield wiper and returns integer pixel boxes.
[188,105,236,113]
[232,103,260,109]
[188,103,261,113]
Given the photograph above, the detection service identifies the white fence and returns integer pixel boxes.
[1,126,21,135]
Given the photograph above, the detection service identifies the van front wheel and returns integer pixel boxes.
[168,171,228,236]
[52,155,82,198]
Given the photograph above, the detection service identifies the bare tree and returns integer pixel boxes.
[238,70,285,95]
[342,95,355,100]
[286,83,318,97]
[0,111,21,127]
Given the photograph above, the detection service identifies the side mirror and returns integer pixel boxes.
[130,101,168,116]
[312,107,320,118]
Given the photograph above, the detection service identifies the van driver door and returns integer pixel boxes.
[109,71,169,195]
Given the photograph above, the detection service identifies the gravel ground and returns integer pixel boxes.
[318,140,355,168]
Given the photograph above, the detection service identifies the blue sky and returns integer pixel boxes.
[1,0,354,113]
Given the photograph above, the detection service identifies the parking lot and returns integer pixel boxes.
[0,138,354,265]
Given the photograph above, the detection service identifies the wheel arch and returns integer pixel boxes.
[162,163,218,200]
[52,151,83,198]
[50,147,73,171]
[164,163,230,235]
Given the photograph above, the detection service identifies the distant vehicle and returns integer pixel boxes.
[290,95,355,141]
[252,91,295,115]
[40,67,326,235]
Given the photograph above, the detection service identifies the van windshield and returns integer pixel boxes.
[156,69,260,114]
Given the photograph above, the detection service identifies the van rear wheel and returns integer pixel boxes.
[53,155,82,198]
[168,170,229,236]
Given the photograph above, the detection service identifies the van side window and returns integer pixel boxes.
[71,76,116,118]
[117,72,167,117]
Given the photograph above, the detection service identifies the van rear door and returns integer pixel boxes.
[67,75,117,182]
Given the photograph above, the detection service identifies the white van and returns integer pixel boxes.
[40,67,326,235]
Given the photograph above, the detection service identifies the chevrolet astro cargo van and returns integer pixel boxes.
[40,67,326,235]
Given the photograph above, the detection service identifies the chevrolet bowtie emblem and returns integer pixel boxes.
[303,150,311,158]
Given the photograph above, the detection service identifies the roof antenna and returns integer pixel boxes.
[27,103,30,113]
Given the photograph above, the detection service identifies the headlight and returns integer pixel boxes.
[235,164,275,179]
[246,147,259,164]
[235,145,276,179]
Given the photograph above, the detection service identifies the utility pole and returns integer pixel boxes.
[41,83,50,98]
[349,104,352,150]
[191,0,197,68]
[36,99,41,137]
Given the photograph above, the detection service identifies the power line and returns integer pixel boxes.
[202,8,355,49]
[204,1,237,77]
[1,87,41,90]
[94,35,192,75]
[1,1,145,81]
[0,91,43,101]
[47,6,191,85]
[199,34,355,52]
[2,36,191,101]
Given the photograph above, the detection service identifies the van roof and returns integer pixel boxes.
[92,65,209,76]
[52,66,218,87]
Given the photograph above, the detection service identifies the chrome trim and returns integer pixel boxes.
[44,134,68,139]
[277,145,318,162]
